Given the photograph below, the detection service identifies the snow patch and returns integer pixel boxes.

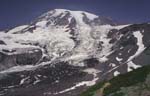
[83,68,101,77]
[99,56,108,63]
[116,57,123,62]
[114,24,130,30]
[36,20,47,28]
[127,61,141,72]
[8,25,28,34]
[84,12,98,20]
[20,77,30,85]
[128,31,145,61]
[114,71,120,76]
[0,65,35,74]
[109,63,116,67]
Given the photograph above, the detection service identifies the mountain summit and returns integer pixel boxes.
[36,9,116,26]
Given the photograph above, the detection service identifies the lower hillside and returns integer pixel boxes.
[80,65,150,96]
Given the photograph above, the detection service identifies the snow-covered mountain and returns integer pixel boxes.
[0,9,150,96]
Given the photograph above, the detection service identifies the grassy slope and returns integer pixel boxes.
[80,65,150,96]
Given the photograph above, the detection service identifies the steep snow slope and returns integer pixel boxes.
[0,9,118,71]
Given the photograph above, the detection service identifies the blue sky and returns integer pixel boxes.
[0,0,150,30]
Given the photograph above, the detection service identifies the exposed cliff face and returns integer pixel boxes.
[0,47,42,71]
[0,9,150,96]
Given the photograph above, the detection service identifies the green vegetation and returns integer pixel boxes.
[80,81,106,96]
[80,65,150,96]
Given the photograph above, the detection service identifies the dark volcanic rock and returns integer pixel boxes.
[0,61,86,96]
[0,53,5,63]
[16,48,42,65]
[84,58,99,67]
[0,48,42,71]
[0,40,6,45]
